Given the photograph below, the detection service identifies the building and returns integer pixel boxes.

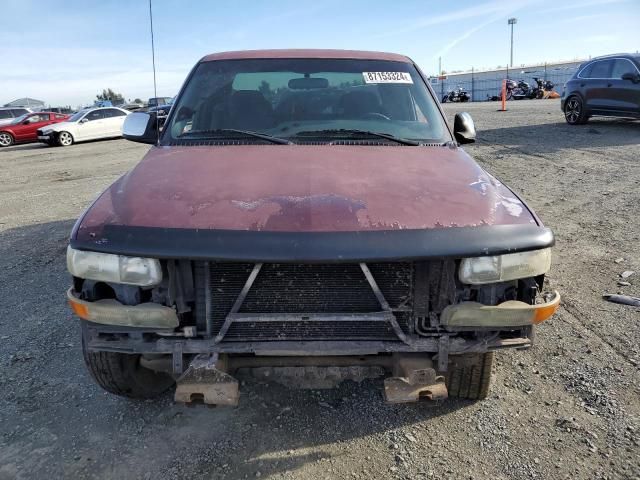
[430,59,586,102]
[4,98,46,109]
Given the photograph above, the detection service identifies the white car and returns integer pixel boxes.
[37,107,129,146]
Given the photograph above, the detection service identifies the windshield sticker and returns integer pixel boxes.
[362,72,413,84]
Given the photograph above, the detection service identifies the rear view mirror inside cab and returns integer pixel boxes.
[288,77,329,89]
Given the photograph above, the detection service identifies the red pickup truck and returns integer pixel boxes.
[0,112,70,147]
[67,50,560,406]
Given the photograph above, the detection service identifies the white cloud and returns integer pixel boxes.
[375,0,525,38]
[545,0,630,13]
[0,46,193,106]
[380,0,631,60]
[434,14,505,59]
[583,34,620,43]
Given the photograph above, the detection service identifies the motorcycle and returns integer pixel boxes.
[441,86,471,103]
[532,77,555,99]
[504,79,533,100]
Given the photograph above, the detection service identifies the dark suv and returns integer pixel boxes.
[561,53,640,124]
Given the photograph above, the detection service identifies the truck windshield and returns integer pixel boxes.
[166,58,449,144]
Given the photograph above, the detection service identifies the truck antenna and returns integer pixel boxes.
[148,0,160,145]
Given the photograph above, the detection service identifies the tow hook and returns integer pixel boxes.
[174,354,239,407]
[383,354,448,403]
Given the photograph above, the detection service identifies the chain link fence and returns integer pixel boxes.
[430,60,584,102]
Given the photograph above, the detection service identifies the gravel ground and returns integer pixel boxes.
[0,100,638,480]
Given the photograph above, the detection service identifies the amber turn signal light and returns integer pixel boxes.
[533,298,560,324]
[68,298,90,320]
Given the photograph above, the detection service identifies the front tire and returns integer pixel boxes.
[57,131,74,146]
[446,352,493,400]
[0,132,14,147]
[564,96,588,124]
[82,342,174,399]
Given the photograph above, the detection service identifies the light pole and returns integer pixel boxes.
[508,18,517,68]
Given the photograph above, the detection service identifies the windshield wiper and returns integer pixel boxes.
[180,128,292,145]
[293,129,421,146]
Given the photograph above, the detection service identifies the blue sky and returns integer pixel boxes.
[2,0,638,106]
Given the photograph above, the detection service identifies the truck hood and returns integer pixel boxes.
[75,144,537,239]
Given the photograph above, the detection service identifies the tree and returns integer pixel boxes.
[96,88,124,103]
[134,98,143,104]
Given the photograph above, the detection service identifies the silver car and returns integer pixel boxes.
[0,107,32,127]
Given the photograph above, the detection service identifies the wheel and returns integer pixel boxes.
[506,91,513,100]
[445,352,493,400]
[0,132,14,147]
[82,341,174,399]
[564,96,588,125]
[57,131,74,146]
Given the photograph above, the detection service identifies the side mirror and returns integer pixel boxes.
[22,120,31,125]
[79,118,89,124]
[621,72,640,83]
[123,112,162,144]
[453,112,476,144]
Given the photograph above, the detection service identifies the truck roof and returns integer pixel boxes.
[201,49,412,63]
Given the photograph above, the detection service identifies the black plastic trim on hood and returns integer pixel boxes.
[70,224,555,263]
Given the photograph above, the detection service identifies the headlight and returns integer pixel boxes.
[67,247,162,286]
[459,248,551,285]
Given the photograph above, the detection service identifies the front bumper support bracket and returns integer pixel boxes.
[174,354,239,407]
[384,354,448,403]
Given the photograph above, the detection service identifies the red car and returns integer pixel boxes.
[0,112,70,147]
[66,50,560,406]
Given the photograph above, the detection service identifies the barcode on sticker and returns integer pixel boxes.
[362,72,413,84]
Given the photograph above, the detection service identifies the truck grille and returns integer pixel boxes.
[195,261,455,342]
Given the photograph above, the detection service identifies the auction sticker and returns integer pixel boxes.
[362,72,413,84]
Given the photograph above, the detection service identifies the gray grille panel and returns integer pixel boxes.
[202,262,415,341]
